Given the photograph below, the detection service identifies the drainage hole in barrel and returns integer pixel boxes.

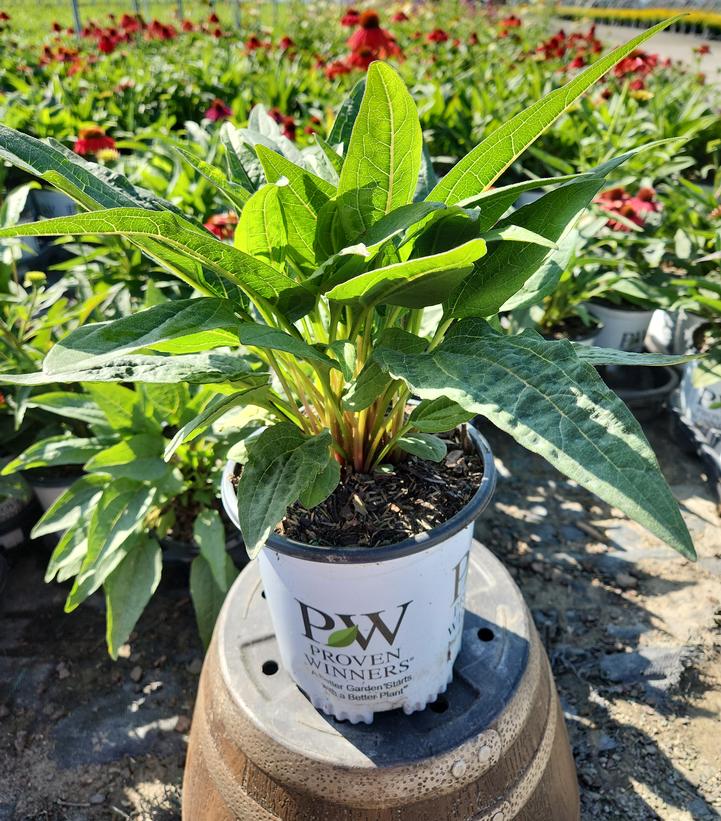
[260,590,266,599]
[429,695,449,714]
[477,627,494,642]
[262,660,279,676]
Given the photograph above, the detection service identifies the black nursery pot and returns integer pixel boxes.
[599,364,680,422]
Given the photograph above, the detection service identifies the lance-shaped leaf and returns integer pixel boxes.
[328,78,366,147]
[408,396,474,433]
[396,433,446,462]
[66,481,157,610]
[256,145,334,269]
[376,319,695,559]
[104,536,162,658]
[32,474,107,539]
[25,391,108,427]
[174,144,251,211]
[327,239,486,308]
[84,434,169,481]
[426,18,680,205]
[446,178,603,318]
[315,135,344,175]
[42,298,240,376]
[0,352,261,386]
[220,123,259,192]
[299,459,340,508]
[337,62,423,238]
[237,424,333,558]
[0,209,314,319]
[164,386,273,460]
[1,436,107,474]
[573,348,699,367]
[236,184,288,269]
[45,525,89,584]
[238,323,338,369]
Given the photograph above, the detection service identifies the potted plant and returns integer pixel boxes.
[1,382,251,652]
[0,24,697,722]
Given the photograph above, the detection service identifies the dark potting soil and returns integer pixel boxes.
[276,426,484,547]
[542,315,600,341]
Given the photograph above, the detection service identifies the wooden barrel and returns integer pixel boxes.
[183,541,580,820]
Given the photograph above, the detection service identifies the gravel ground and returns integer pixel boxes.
[1,415,720,820]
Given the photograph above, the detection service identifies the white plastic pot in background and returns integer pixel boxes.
[26,475,76,512]
[679,361,721,435]
[221,425,496,724]
[586,302,655,352]
[645,309,676,354]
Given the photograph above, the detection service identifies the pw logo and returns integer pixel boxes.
[296,600,412,649]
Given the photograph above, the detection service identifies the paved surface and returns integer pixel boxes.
[558,19,721,74]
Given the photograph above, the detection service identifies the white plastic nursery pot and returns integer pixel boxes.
[679,362,721,434]
[25,472,78,511]
[221,425,496,724]
[586,302,655,352]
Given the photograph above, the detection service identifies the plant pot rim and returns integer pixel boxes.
[602,363,680,403]
[588,299,656,316]
[221,423,496,564]
[22,467,83,488]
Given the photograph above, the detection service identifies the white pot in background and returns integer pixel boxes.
[221,426,496,724]
[645,309,676,354]
[679,361,721,434]
[26,474,77,511]
[586,302,655,352]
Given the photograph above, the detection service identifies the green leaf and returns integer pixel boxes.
[174,144,250,212]
[337,63,423,238]
[482,224,557,249]
[574,348,700,367]
[299,458,340,508]
[1,352,259,386]
[327,624,358,648]
[255,145,334,269]
[408,397,474,433]
[66,481,157,610]
[396,433,446,462]
[32,473,107,538]
[426,18,681,205]
[315,135,344,176]
[328,78,366,147]
[237,424,333,558]
[84,383,142,429]
[220,123,258,192]
[190,554,226,648]
[235,184,287,269]
[343,329,425,411]
[25,391,108,427]
[1,435,106,474]
[446,178,603,318]
[194,509,238,592]
[84,434,169,481]
[327,239,486,308]
[45,299,240,376]
[0,209,313,320]
[163,386,272,460]
[45,525,88,583]
[238,323,337,368]
[104,536,162,659]
[376,319,695,559]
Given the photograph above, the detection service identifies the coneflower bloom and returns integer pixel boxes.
[341,8,361,27]
[391,11,409,22]
[204,212,238,240]
[278,35,294,51]
[427,28,449,43]
[269,108,296,141]
[347,11,401,59]
[325,59,352,79]
[246,35,263,51]
[204,98,232,121]
[74,126,116,156]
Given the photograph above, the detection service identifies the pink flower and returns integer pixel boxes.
[204,98,232,121]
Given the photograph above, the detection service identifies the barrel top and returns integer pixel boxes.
[218,540,531,769]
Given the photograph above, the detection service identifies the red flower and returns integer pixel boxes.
[74,126,116,156]
[0,11,10,21]
[613,49,659,78]
[204,212,238,240]
[427,28,448,43]
[347,11,401,58]
[347,46,376,70]
[391,11,409,22]
[500,15,521,28]
[568,55,585,69]
[279,35,294,50]
[269,108,296,141]
[212,26,223,38]
[119,13,141,32]
[182,19,194,32]
[341,8,360,27]
[52,21,62,32]
[98,34,116,54]
[325,59,351,79]
[469,32,479,46]
[204,98,232,121]
[694,43,710,56]
[246,35,263,51]
[208,12,219,23]
[596,186,659,231]
[629,78,645,91]
[146,19,176,40]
